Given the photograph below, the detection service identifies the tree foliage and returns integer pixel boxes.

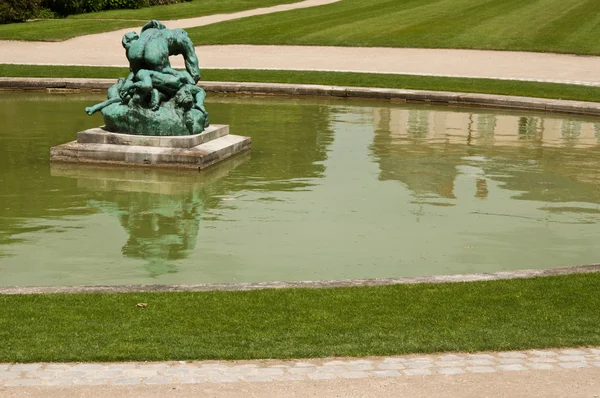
[0,0,192,22]
[0,0,42,24]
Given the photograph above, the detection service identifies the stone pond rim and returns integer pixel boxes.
[2,78,600,117]
[1,263,599,295]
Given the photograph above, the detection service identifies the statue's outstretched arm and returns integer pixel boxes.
[85,97,122,116]
[86,77,127,115]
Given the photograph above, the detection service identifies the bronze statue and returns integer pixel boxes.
[85,20,209,136]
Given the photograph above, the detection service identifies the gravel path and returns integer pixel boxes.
[3,44,600,86]
[1,0,600,85]
[2,348,600,396]
[3,368,600,398]
[2,348,599,387]
[0,0,339,68]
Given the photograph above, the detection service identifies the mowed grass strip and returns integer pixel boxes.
[69,0,300,20]
[186,0,600,55]
[0,19,137,42]
[3,64,600,103]
[0,64,130,79]
[1,273,600,363]
[0,0,300,42]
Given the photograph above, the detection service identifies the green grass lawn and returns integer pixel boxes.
[3,64,600,103]
[0,19,138,41]
[186,0,600,55]
[0,0,299,41]
[1,273,599,363]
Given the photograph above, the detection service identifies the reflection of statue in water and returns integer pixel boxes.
[51,148,251,278]
[117,192,203,277]
[89,191,203,277]
[85,20,209,136]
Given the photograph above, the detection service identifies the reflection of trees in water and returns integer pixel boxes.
[482,146,600,204]
[475,178,488,199]
[208,99,335,192]
[477,114,496,138]
[370,107,600,206]
[407,110,430,138]
[372,124,458,201]
[594,123,600,143]
[561,120,582,146]
[0,95,99,256]
[518,117,540,141]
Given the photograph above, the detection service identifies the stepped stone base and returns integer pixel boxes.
[50,125,251,169]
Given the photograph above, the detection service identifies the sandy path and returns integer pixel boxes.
[197,45,600,85]
[2,366,600,397]
[2,349,600,396]
[0,0,339,69]
[3,44,600,86]
[1,0,600,85]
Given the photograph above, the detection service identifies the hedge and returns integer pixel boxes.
[0,0,192,22]
[0,0,42,23]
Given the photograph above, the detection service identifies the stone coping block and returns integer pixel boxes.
[1,263,598,295]
[0,77,113,90]
[77,125,229,148]
[51,134,251,170]
[3,78,600,116]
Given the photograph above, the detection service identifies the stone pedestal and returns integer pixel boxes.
[50,125,251,169]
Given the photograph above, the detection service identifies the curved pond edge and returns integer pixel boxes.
[2,77,600,116]
[2,77,600,293]
[1,264,599,295]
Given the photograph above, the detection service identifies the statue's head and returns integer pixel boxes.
[122,32,139,49]
[174,86,194,110]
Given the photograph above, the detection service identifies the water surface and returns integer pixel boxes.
[1,92,600,286]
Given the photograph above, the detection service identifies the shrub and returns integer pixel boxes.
[37,0,190,18]
[43,0,110,15]
[81,0,108,12]
[105,0,147,10]
[0,0,41,24]
[34,7,58,19]
[44,0,151,15]
[44,0,77,16]
[149,0,191,4]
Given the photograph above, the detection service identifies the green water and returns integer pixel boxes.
[1,92,600,287]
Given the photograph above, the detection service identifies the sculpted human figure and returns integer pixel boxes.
[85,78,127,116]
[85,20,209,135]
[120,20,200,105]
[123,20,199,77]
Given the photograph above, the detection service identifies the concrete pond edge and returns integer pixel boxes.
[1,264,599,295]
[2,77,600,116]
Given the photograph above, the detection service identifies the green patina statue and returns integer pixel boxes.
[85,20,209,136]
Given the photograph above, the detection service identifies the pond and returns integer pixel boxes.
[1,92,600,287]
